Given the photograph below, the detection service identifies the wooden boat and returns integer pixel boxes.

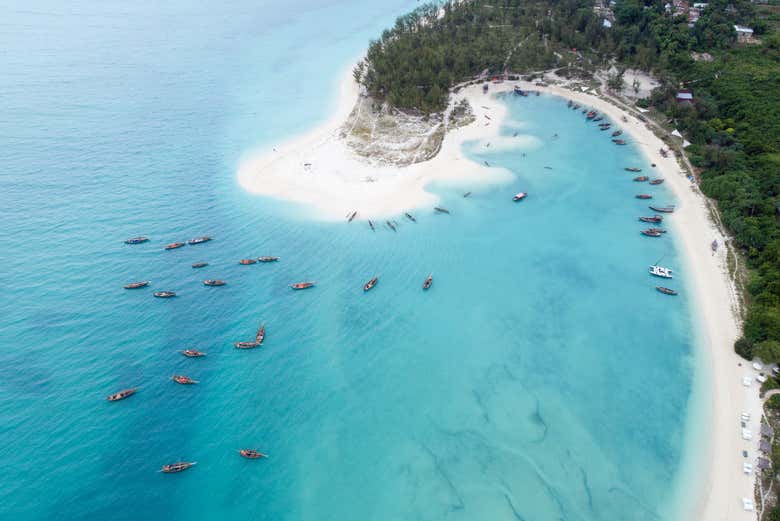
[347,211,357,223]
[647,227,666,234]
[567,100,573,108]
[368,220,375,231]
[255,323,266,345]
[161,462,196,473]
[172,375,198,385]
[634,176,649,182]
[463,192,471,198]
[612,139,627,145]
[635,194,652,200]
[612,130,622,137]
[258,256,279,262]
[239,449,267,459]
[649,265,673,279]
[181,349,206,357]
[191,262,209,269]
[203,279,226,287]
[107,388,137,402]
[124,237,149,245]
[656,286,678,296]
[423,274,432,290]
[513,86,525,96]
[234,341,258,349]
[593,116,603,122]
[188,236,212,245]
[649,205,675,213]
[165,242,186,250]
[581,108,587,113]
[124,280,150,289]
[513,192,527,202]
[586,111,597,119]
[290,282,315,290]
[405,212,417,222]
[239,259,257,265]
[625,167,642,172]
[639,215,663,224]
[434,207,450,214]
[599,125,611,130]
[363,276,379,292]
[386,221,396,232]
[154,291,176,298]
[641,229,663,237]
[649,178,664,185]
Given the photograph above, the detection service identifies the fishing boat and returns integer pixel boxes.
[599,124,611,130]
[405,212,417,222]
[191,262,208,269]
[612,130,623,137]
[649,265,673,278]
[363,276,378,292]
[258,256,279,262]
[291,282,315,290]
[641,229,663,237]
[386,221,396,232]
[239,259,257,265]
[347,211,357,223]
[203,279,226,286]
[188,236,212,245]
[625,167,642,172]
[181,350,206,357]
[586,111,597,119]
[153,291,176,298]
[107,388,137,402]
[161,462,196,473]
[656,286,678,296]
[165,242,186,250]
[649,178,664,185]
[639,215,663,223]
[423,274,433,290]
[649,205,675,213]
[613,139,627,145]
[434,207,450,214]
[513,86,525,96]
[593,116,603,122]
[462,192,471,198]
[636,194,653,200]
[124,280,150,289]
[647,227,666,234]
[172,375,198,385]
[368,220,375,231]
[239,449,267,459]
[234,341,258,349]
[567,100,573,108]
[513,192,527,202]
[124,237,149,245]
[581,108,587,113]
[634,176,649,182]
[255,323,265,345]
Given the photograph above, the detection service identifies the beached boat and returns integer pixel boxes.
[124,280,150,289]
[239,259,257,265]
[649,178,665,185]
[107,388,137,402]
[649,265,673,278]
[191,262,208,269]
[181,349,206,357]
[513,192,527,202]
[258,256,279,262]
[364,276,379,292]
[347,211,357,223]
[634,176,649,182]
[188,236,212,245]
[165,242,186,250]
[639,215,663,224]
[386,221,396,232]
[405,212,417,222]
[625,167,642,172]
[239,449,267,459]
[203,279,226,286]
[656,286,678,296]
[161,462,196,473]
[423,274,432,290]
[124,237,149,245]
[172,375,198,385]
[368,220,375,231]
[434,207,450,214]
[255,323,265,345]
[290,282,315,290]
[649,205,675,213]
[613,139,627,145]
[641,229,663,237]
[612,130,623,137]
[153,291,176,298]
[234,341,258,349]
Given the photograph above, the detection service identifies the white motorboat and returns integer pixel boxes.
[649,265,673,278]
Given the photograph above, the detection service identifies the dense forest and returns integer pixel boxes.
[356,0,780,369]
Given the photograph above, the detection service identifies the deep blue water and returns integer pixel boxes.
[0,2,702,520]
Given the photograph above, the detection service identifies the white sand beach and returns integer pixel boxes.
[239,72,758,519]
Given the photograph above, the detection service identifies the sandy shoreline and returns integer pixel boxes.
[238,73,757,519]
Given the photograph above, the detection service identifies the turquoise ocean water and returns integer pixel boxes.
[0,2,705,520]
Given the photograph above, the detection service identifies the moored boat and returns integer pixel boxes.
[434,207,450,214]
[363,276,379,292]
[191,262,209,269]
[255,323,266,345]
[649,205,675,213]
[649,265,673,278]
[611,130,623,137]
[165,242,186,250]
[291,281,315,290]
[188,236,212,245]
[107,388,137,402]
[347,211,357,222]
[646,227,666,234]
[239,449,267,459]
[639,215,663,223]
[386,221,396,232]
[405,212,417,222]
[635,194,653,199]
[234,341,258,349]
[599,124,611,130]
[656,286,678,296]
[423,274,432,290]
[239,258,257,265]
[613,139,627,145]
[649,178,664,185]
[172,375,198,385]
[258,256,279,262]
[161,461,196,473]
[625,167,642,172]
[124,237,149,245]
[462,192,471,198]
[182,349,206,357]
[203,279,226,286]
[368,220,375,231]
[512,192,527,202]
[586,111,597,119]
[634,176,649,182]
[154,291,176,298]
[124,280,150,289]
[641,229,663,237]
[593,116,603,122]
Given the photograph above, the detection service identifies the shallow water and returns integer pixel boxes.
[0,2,699,520]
